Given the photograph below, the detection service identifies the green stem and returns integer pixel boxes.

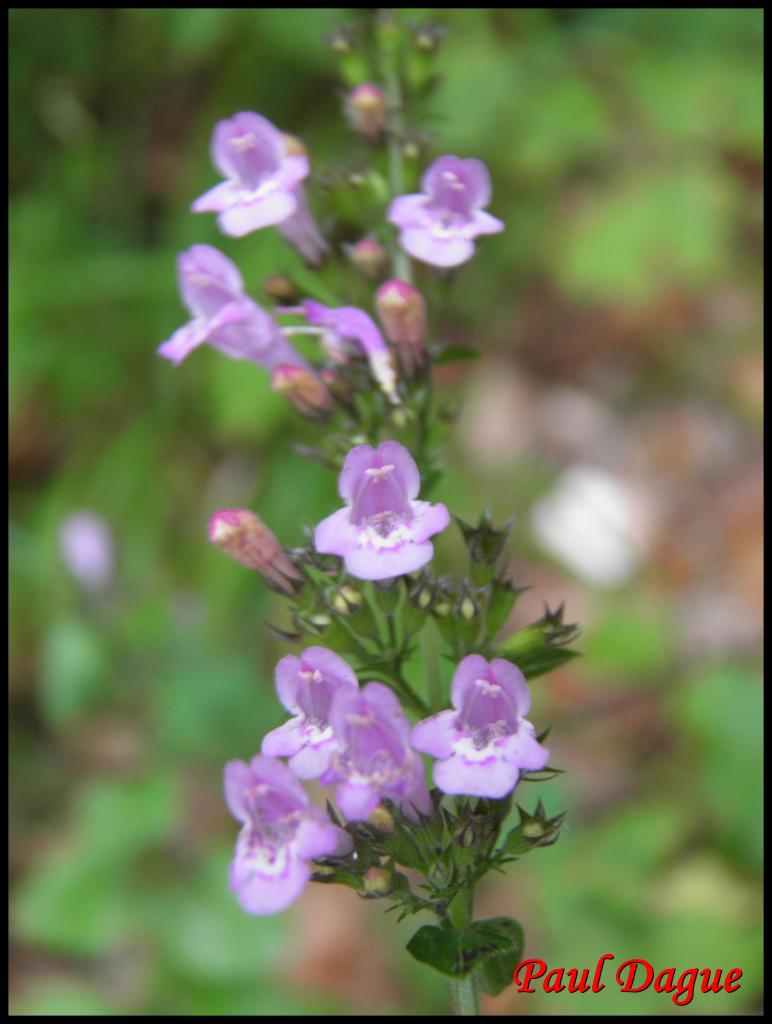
[448,886,480,1016]
[381,28,413,284]
[422,616,444,712]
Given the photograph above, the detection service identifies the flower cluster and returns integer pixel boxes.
[158,11,573,1004]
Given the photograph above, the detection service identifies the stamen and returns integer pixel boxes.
[231,132,258,152]
[474,677,502,696]
[365,464,395,481]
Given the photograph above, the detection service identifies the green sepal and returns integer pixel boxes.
[497,603,580,678]
[501,801,566,855]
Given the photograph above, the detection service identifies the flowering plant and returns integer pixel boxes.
[158,11,577,1015]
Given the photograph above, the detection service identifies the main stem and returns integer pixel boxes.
[381,30,413,284]
[449,886,480,1016]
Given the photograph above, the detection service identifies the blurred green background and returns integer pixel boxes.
[9,8,763,1016]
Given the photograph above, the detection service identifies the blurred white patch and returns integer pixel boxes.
[531,465,649,588]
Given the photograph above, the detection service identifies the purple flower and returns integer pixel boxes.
[314,441,449,581]
[388,155,504,268]
[192,112,310,238]
[157,244,308,371]
[262,647,359,779]
[301,301,397,401]
[224,754,352,915]
[59,511,114,591]
[412,655,549,799]
[322,682,431,821]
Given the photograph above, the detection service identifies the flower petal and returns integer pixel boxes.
[410,500,450,543]
[433,750,520,799]
[234,853,310,915]
[450,654,494,709]
[217,191,298,237]
[490,657,531,716]
[294,816,352,859]
[288,738,336,780]
[343,539,435,581]
[412,709,459,759]
[387,193,430,229]
[261,717,306,758]
[336,780,380,821]
[223,759,252,824]
[314,507,358,558]
[400,228,475,268]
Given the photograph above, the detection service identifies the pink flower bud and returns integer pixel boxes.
[346,238,389,281]
[209,509,303,595]
[375,280,427,377]
[271,365,333,421]
[345,83,387,142]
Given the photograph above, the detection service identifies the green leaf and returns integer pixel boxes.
[476,917,526,997]
[406,916,523,990]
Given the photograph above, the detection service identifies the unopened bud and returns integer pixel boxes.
[281,133,307,158]
[460,594,477,622]
[361,865,394,897]
[413,23,446,53]
[263,275,298,304]
[340,585,363,607]
[271,365,333,421]
[345,83,387,143]
[367,805,395,833]
[522,820,547,839]
[376,280,427,377]
[208,510,303,595]
[346,238,389,281]
[326,28,353,55]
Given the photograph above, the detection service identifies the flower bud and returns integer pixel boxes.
[361,865,394,897]
[346,238,389,281]
[271,365,333,421]
[367,805,395,833]
[413,23,446,53]
[345,83,387,143]
[263,275,298,304]
[376,280,427,377]
[208,509,303,595]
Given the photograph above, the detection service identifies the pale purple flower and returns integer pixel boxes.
[388,155,504,268]
[59,511,114,591]
[277,188,328,265]
[301,301,397,400]
[412,655,549,799]
[262,647,359,779]
[225,754,352,915]
[192,112,310,238]
[314,441,449,581]
[322,682,431,821]
[157,244,308,371]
